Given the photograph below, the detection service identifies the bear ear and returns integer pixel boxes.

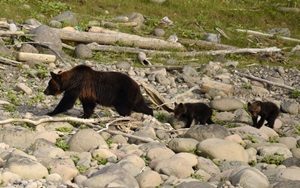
[174,102,178,106]
[50,72,60,81]
[247,102,251,107]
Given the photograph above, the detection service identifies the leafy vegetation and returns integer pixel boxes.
[55,138,70,151]
[260,153,285,165]
[55,126,73,133]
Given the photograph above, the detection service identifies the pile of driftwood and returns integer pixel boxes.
[2,17,300,67]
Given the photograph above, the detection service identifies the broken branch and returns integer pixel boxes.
[235,71,296,91]
[236,29,300,43]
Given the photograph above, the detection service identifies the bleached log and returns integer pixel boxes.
[278,7,300,13]
[51,28,185,51]
[235,71,296,91]
[88,43,281,57]
[16,52,57,63]
[0,116,110,126]
[237,29,300,43]
[179,38,237,50]
[200,77,234,94]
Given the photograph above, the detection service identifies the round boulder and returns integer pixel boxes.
[68,129,108,152]
[210,98,244,111]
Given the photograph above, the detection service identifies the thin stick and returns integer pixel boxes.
[105,129,156,143]
[235,71,296,91]
[236,29,300,43]
[0,116,110,126]
[0,56,21,66]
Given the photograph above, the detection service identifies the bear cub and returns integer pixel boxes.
[174,102,214,128]
[44,65,153,118]
[247,101,279,129]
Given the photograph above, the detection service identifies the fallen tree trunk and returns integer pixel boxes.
[200,77,234,94]
[0,31,26,36]
[16,52,57,63]
[51,28,185,51]
[88,43,281,57]
[236,29,300,43]
[179,38,237,50]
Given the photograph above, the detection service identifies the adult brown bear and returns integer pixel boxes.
[44,65,153,118]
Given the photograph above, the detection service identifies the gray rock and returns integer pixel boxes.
[197,156,220,176]
[168,138,199,153]
[268,28,291,37]
[19,44,39,53]
[30,138,65,165]
[278,137,297,149]
[115,61,131,70]
[210,98,244,111]
[0,38,12,56]
[277,166,300,181]
[6,156,49,179]
[52,11,78,26]
[136,170,162,188]
[128,12,144,26]
[111,135,127,144]
[129,126,156,144]
[229,166,269,188]
[24,18,41,27]
[48,158,78,181]
[281,100,299,114]
[152,156,194,178]
[197,138,249,162]
[49,20,62,28]
[16,83,32,95]
[291,148,300,158]
[92,148,117,163]
[233,109,252,123]
[74,44,93,59]
[257,144,293,159]
[113,16,129,22]
[203,33,221,43]
[214,112,235,122]
[154,28,165,37]
[82,164,139,188]
[30,25,62,53]
[0,126,36,149]
[273,180,300,188]
[147,147,175,161]
[182,65,198,77]
[68,129,108,152]
[184,124,230,142]
[176,181,215,188]
[218,160,249,172]
[282,157,300,167]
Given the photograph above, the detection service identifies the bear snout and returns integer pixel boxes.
[44,89,50,95]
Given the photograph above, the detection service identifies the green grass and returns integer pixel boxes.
[55,138,70,151]
[0,0,299,67]
[260,153,285,165]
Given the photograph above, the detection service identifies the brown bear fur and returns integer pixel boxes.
[44,65,153,118]
[247,101,279,129]
[174,102,214,127]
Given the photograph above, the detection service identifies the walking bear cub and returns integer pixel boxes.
[247,101,279,129]
[174,102,214,128]
[44,65,153,118]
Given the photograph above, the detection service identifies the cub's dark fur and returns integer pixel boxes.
[247,101,279,129]
[174,102,214,127]
[44,65,153,118]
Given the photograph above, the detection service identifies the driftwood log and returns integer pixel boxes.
[179,38,237,50]
[201,77,234,94]
[16,52,57,63]
[88,43,281,57]
[51,28,185,51]
[236,29,300,43]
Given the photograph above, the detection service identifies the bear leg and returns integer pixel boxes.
[81,99,97,118]
[48,92,78,116]
[115,104,132,116]
[133,99,153,116]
